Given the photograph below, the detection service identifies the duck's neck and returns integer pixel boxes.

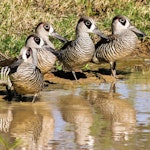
[76,31,94,46]
[30,49,38,66]
[43,37,55,49]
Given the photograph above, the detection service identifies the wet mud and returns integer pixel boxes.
[43,41,150,86]
[0,41,150,100]
[0,41,150,149]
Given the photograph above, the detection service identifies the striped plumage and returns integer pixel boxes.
[34,47,57,74]
[46,16,108,80]
[3,47,43,102]
[35,22,68,48]
[93,15,146,77]
[25,34,57,74]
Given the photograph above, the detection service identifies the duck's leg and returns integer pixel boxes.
[110,61,116,77]
[32,93,38,103]
[72,71,78,81]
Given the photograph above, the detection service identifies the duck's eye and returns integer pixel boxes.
[34,37,40,45]
[119,18,126,25]
[44,24,50,31]
[84,20,92,29]
[26,48,31,58]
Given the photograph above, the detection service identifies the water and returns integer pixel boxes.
[0,71,150,150]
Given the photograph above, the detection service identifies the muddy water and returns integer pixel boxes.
[0,71,150,150]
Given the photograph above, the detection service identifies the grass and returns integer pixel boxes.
[0,0,149,57]
[0,135,22,150]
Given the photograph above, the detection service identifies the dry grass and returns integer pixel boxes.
[0,0,149,57]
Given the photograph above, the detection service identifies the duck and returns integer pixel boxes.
[93,15,146,77]
[45,16,109,80]
[25,34,57,74]
[35,22,68,48]
[1,47,43,102]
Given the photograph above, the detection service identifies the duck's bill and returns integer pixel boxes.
[9,56,23,72]
[93,28,109,40]
[129,26,146,37]
[44,46,60,58]
[51,32,68,43]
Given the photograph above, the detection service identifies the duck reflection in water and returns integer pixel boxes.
[0,106,13,133]
[58,95,94,148]
[0,102,54,150]
[83,82,136,141]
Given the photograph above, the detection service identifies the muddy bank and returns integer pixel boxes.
[44,41,150,86]
[0,41,150,90]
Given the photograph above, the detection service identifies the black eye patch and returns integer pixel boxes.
[44,24,50,31]
[84,20,92,29]
[119,18,126,25]
[26,48,31,58]
[34,36,40,45]
[78,17,92,29]
[112,15,127,26]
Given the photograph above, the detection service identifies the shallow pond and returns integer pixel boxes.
[0,70,150,150]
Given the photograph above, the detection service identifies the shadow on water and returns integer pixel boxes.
[0,70,150,149]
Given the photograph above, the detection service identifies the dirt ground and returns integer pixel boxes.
[0,41,149,101]
[0,41,150,92]
[44,41,150,86]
